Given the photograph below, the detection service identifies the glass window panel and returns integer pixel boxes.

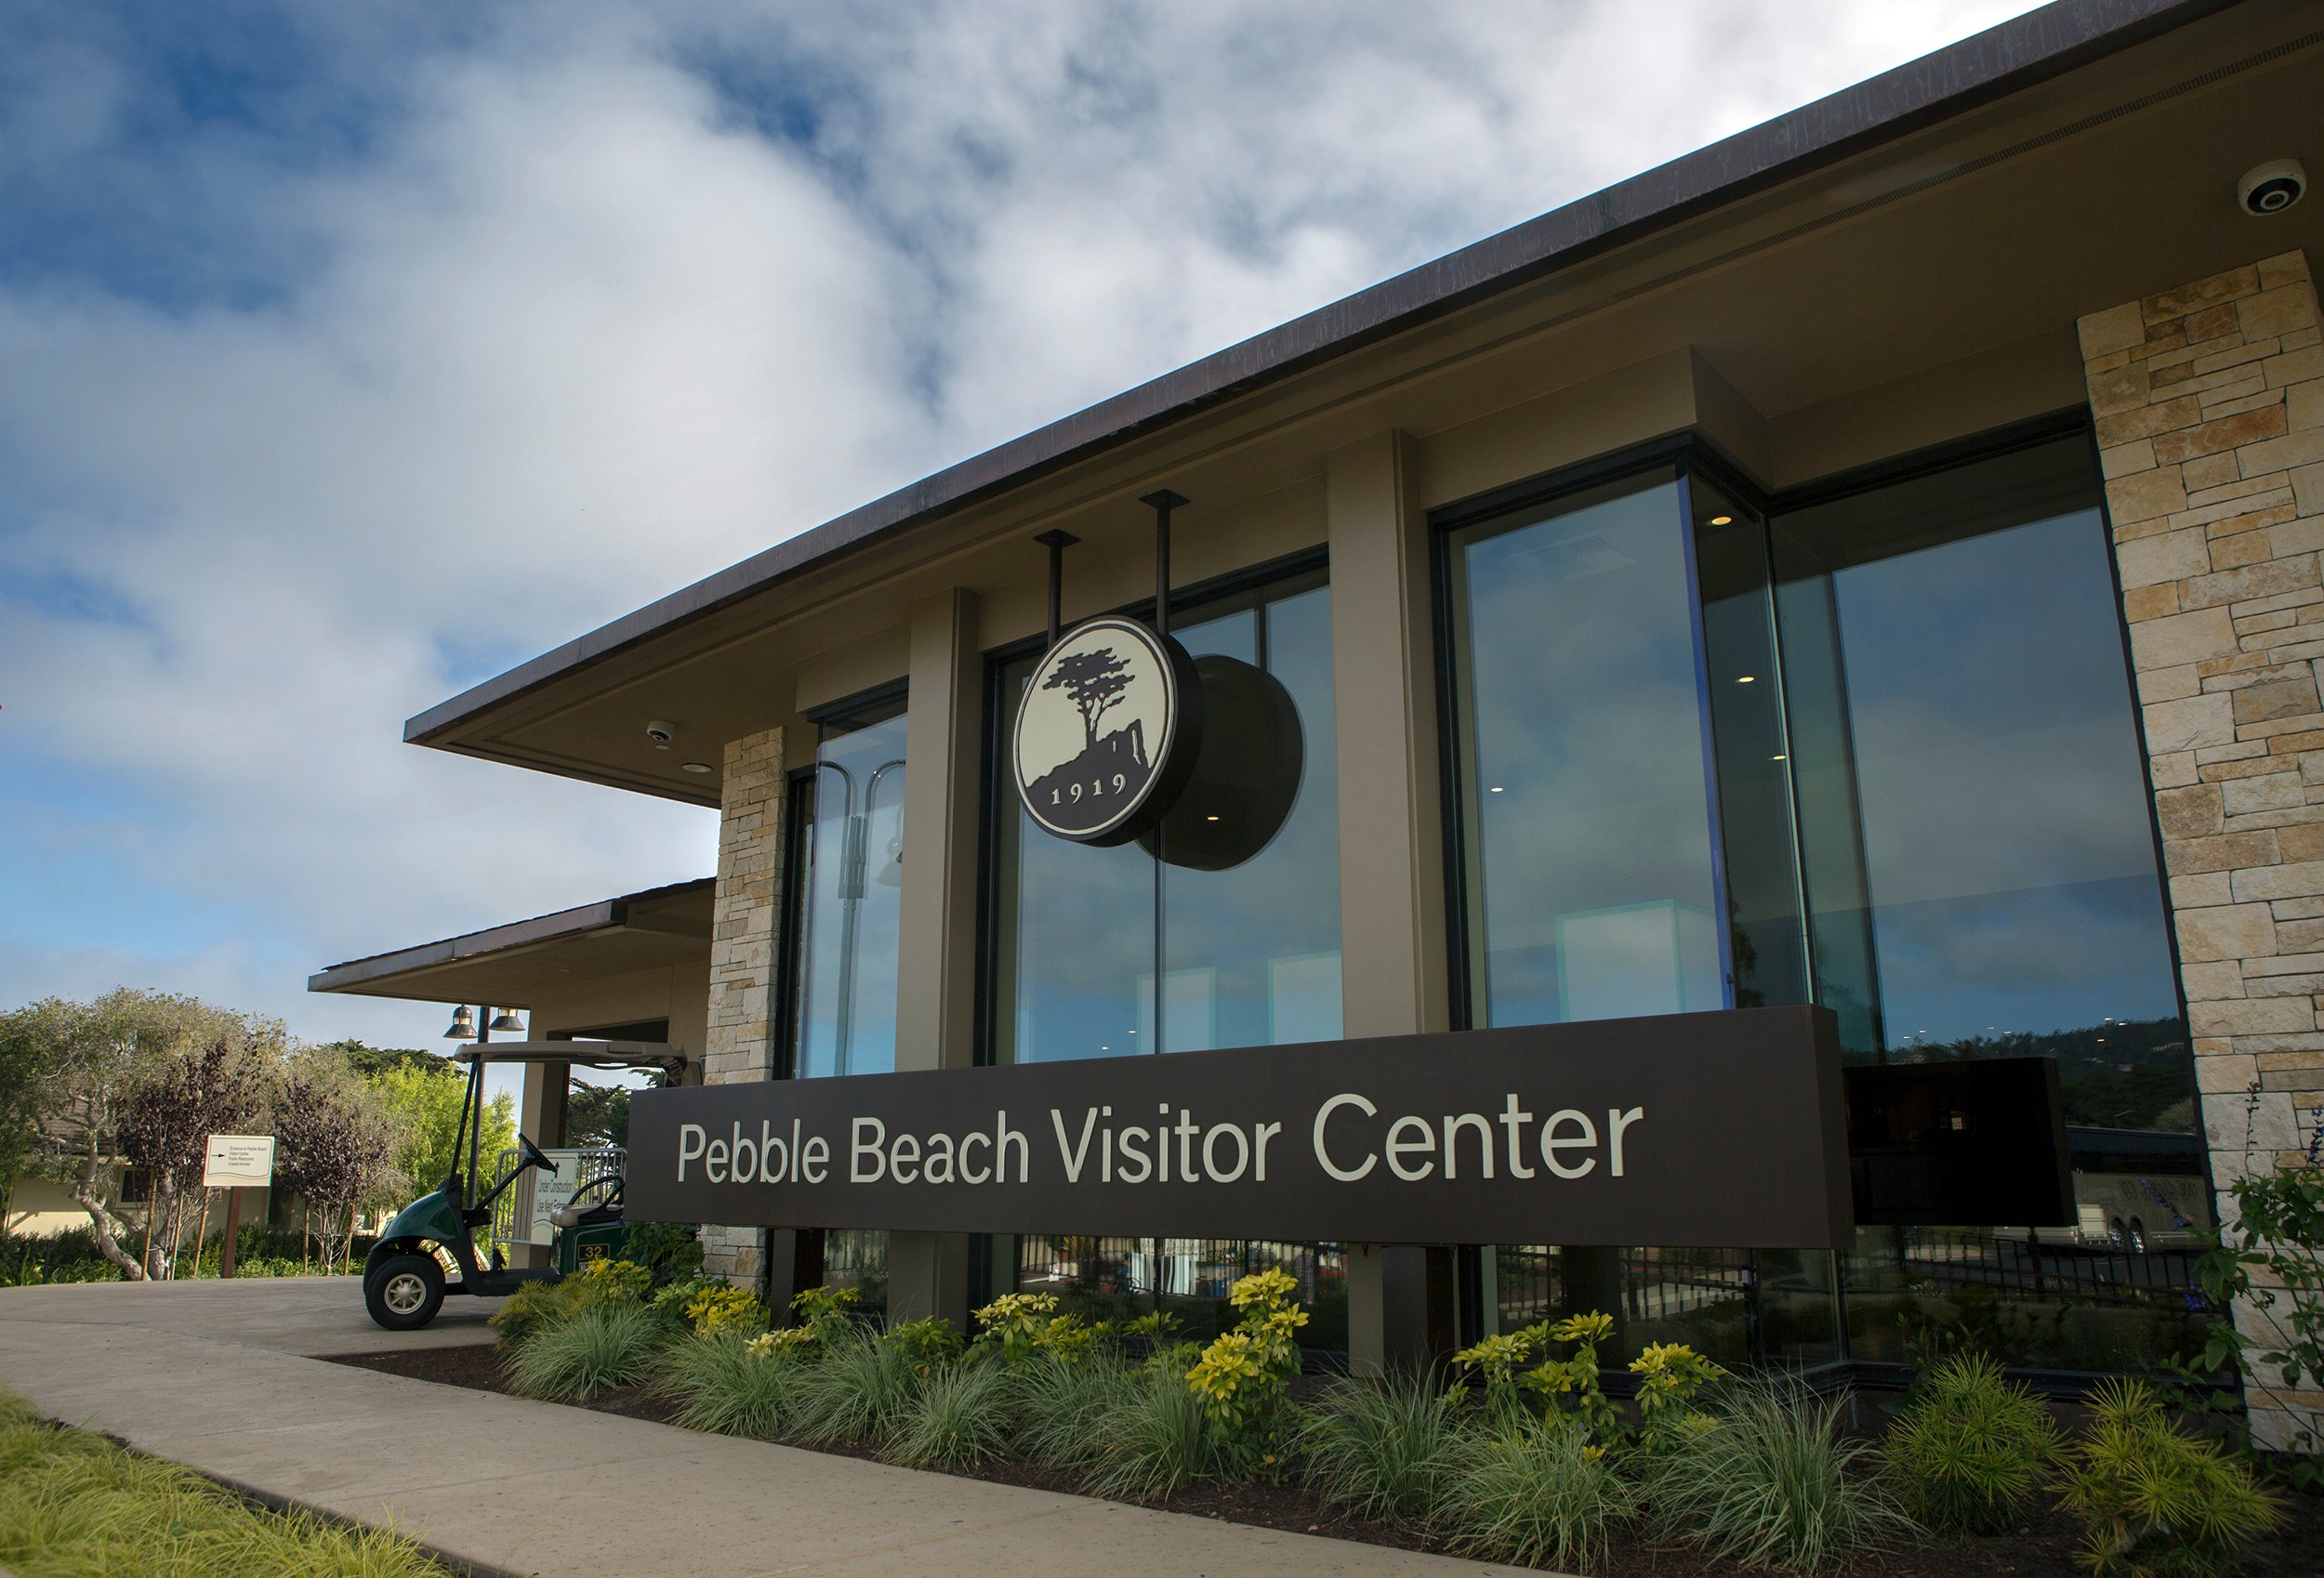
[991,573,1339,1063]
[1773,435,2204,1374]
[791,710,909,1080]
[1448,473,1723,1026]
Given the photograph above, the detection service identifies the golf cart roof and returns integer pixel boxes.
[450,1039,687,1072]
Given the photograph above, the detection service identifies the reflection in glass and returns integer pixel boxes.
[791,709,909,1080]
[1015,1234,1349,1353]
[1774,435,2203,1374]
[992,574,1340,1062]
[1447,474,1723,1026]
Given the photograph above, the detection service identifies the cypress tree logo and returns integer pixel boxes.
[1013,615,1202,845]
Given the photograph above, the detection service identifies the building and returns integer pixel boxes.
[312,0,2324,1448]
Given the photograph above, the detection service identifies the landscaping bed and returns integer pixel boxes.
[327,1342,2156,1576]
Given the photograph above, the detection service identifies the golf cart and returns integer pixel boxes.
[362,1040,687,1331]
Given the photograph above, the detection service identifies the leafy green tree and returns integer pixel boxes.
[363,1055,514,1201]
[117,1032,277,1277]
[564,1080,630,1150]
[273,1048,402,1270]
[0,1006,62,1247]
[8,991,249,1278]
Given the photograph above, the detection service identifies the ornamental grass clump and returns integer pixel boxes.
[1881,1350,2059,1534]
[885,1361,1015,1471]
[1648,1379,1915,1574]
[1084,1358,1226,1502]
[1439,1423,1638,1575]
[786,1322,928,1447]
[508,1300,667,1402]
[2054,1378,2284,1578]
[656,1328,795,1439]
[1300,1372,1465,1526]
[1009,1351,1145,1470]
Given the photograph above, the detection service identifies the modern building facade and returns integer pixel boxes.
[313,0,2324,1447]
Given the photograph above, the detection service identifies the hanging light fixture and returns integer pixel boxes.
[488,1007,524,1034]
[443,1005,477,1040]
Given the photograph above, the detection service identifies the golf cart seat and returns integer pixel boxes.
[548,1199,617,1230]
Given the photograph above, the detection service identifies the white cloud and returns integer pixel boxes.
[0,0,2040,1040]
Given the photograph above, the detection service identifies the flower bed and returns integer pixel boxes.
[338,1257,2317,1577]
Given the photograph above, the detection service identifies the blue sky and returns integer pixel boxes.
[0,0,2040,1050]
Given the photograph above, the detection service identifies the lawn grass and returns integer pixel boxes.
[0,1388,451,1578]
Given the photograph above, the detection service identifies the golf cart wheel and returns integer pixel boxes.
[365,1252,445,1331]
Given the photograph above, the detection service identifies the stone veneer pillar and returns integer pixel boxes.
[699,724,786,1283]
[2078,248,2324,1452]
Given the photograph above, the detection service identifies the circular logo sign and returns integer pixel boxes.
[1012,615,1203,846]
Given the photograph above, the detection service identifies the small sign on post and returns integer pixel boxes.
[204,1134,276,1279]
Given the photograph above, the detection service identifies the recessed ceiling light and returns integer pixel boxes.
[1205,814,1220,822]
[1489,785,1505,793]
[1737,675,1755,683]
[1771,754,1788,761]
[1710,515,1734,526]
[680,761,713,775]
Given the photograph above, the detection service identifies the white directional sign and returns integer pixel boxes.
[203,1134,276,1190]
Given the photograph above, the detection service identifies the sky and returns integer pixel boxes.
[0,0,2046,1051]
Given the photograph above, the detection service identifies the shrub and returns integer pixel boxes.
[886,1361,1015,1471]
[657,1329,793,1439]
[1882,1351,2059,1534]
[508,1301,667,1402]
[489,1277,589,1346]
[1301,1373,1464,1525]
[786,1324,926,1447]
[572,1256,651,1305]
[1439,1423,1636,1573]
[884,1315,964,1375]
[1451,1309,1667,1451]
[1183,1266,1308,1476]
[2055,1378,2285,1577]
[682,1282,768,1337]
[619,1220,704,1288]
[1084,1360,1227,1502]
[1648,1380,1915,1574]
[972,1290,1111,1363]
[1630,1339,1724,1455]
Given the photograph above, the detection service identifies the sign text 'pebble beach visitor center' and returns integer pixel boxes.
[312,0,2324,1450]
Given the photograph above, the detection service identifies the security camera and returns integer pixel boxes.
[2238,159,2306,217]
[645,720,677,748]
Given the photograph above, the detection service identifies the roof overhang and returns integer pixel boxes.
[404,0,2321,803]
[307,878,714,1007]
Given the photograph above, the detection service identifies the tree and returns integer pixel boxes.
[363,1055,512,1202]
[116,1033,273,1278]
[12,991,246,1278]
[565,1080,629,1150]
[0,1004,61,1247]
[1042,646,1133,751]
[273,1051,400,1272]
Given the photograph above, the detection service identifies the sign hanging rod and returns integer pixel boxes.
[1140,489,1188,639]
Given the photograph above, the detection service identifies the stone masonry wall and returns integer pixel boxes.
[699,725,786,1283]
[2078,249,2324,1452]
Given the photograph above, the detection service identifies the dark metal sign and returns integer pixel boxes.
[625,1006,1852,1249]
[1011,614,1201,845]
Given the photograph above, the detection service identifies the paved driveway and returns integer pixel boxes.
[0,1273,499,1356]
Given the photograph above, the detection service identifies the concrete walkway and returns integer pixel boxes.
[0,1280,1521,1577]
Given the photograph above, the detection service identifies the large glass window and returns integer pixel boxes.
[1774,435,2202,1374]
[991,571,1340,1061]
[788,701,908,1081]
[1446,472,1724,1027]
[782,693,908,1319]
[986,566,1346,1353]
[1442,430,2201,1378]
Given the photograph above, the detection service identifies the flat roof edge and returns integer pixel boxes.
[404,0,2231,747]
[306,876,718,995]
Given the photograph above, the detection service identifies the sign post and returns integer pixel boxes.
[203,1134,276,1279]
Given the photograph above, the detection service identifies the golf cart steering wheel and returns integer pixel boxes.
[518,1134,560,1177]
[568,1175,623,1211]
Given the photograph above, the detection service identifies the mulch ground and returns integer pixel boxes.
[331,1345,2324,1577]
